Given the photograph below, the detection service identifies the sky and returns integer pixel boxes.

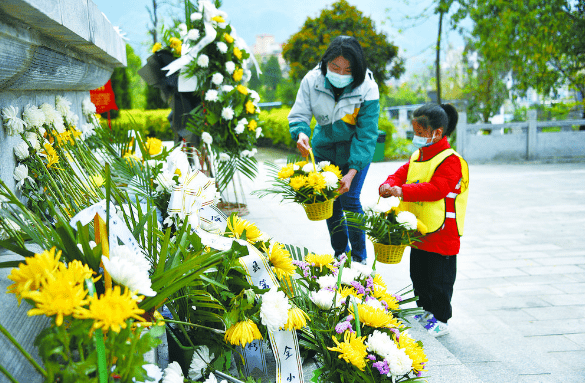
[94,0,468,82]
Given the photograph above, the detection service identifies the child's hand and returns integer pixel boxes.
[380,184,403,198]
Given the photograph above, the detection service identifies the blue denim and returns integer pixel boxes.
[323,163,370,261]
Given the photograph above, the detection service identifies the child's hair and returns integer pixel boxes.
[319,35,367,89]
[412,103,458,137]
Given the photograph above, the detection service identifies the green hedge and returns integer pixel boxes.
[103,109,173,141]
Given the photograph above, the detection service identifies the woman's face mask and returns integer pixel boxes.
[326,68,353,88]
[412,120,440,148]
[326,56,353,88]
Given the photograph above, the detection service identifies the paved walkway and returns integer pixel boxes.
[242,149,585,383]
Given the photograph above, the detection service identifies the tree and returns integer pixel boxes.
[125,44,147,109]
[262,56,283,102]
[454,0,585,110]
[282,0,404,92]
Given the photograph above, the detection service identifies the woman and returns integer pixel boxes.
[379,103,469,337]
[288,35,380,264]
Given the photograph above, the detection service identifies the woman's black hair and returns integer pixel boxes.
[412,103,459,137]
[319,35,367,89]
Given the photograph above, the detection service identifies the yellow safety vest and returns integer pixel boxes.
[399,148,469,236]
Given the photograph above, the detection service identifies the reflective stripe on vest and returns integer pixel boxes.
[399,148,469,236]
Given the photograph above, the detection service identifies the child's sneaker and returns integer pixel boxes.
[426,319,449,337]
[413,311,433,325]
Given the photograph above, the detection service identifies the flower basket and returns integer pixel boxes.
[302,198,335,221]
[373,242,407,264]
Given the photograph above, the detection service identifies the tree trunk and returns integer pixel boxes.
[436,11,443,105]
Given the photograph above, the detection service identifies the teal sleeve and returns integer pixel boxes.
[288,75,313,142]
[289,121,312,142]
[348,99,380,171]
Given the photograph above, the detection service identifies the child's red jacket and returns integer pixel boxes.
[379,137,462,256]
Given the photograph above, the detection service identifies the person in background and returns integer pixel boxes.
[288,35,380,264]
[379,103,469,337]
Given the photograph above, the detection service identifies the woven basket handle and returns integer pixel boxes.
[305,148,317,172]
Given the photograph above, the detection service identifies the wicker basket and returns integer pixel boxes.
[373,243,407,264]
[302,199,335,221]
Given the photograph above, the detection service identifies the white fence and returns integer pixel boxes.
[456,110,585,162]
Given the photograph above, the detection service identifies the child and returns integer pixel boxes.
[379,103,469,337]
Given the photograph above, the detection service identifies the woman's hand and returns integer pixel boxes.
[296,132,311,157]
[338,169,357,195]
[379,184,403,198]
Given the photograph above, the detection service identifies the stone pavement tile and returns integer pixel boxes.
[548,350,585,374]
[476,259,542,269]
[448,312,492,335]
[436,330,498,363]
[565,333,585,347]
[458,254,501,263]
[492,251,551,260]
[424,364,483,383]
[490,284,565,297]
[466,239,524,248]
[508,318,585,336]
[463,267,529,279]
[567,272,585,282]
[523,334,583,352]
[466,246,511,254]
[519,265,584,275]
[522,305,585,320]
[536,256,585,266]
[480,295,552,310]
[539,293,585,306]
[455,277,512,290]
[486,308,537,321]
[458,261,483,271]
[550,282,585,294]
[516,373,585,383]
[503,273,575,285]
[463,361,517,383]
[507,244,564,252]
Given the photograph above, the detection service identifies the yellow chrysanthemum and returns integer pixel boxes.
[236,84,248,95]
[42,143,60,169]
[169,37,181,49]
[233,46,242,60]
[7,247,61,303]
[397,332,428,374]
[226,215,265,244]
[372,273,387,289]
[91,174,104,187]
[268,242,296,279]
[76,285,145,333]
[57,260,97,286]
[146,137,163,155]
[211,15,225,23]
[353,303,402,329]
[338,286,361,299]
[24,270,89,326]
[70,127,82,140]
[295,160,308,168]
[305,253,335,271]
[327,331,368,371]
[224,33,234,43]
[245,121,256,134]
[277,163,295,179]
[55,130,73,145]
[152,42,162,53]
[245,100,255,114]
[284,306,310,331]
[322,164,342,179]
[224,319,262,346]
[123,152,141,164]
[289,175,307,191]
[233,68,243,82]
[307,171,326,192]
[372,286,399,311]
[174,45,182,55]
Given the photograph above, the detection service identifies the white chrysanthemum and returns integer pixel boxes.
[396,211,418,230]
[318,161,331,168]
[211,73,224,86]
[55,96,72,116]
[79,123,96,139]
[23,104,45,129]
[65,110,79,126]
[201,132,213,145]
[322,171,339,189]
[13,140,30,161]
[197,54,209,68]
[234,123,245,134]
[351,261,373,279]
[244,69,252,82]
[260,287,290,332]
[187,28,200,41]
[162,361,184,383]
[251,148,258,156]
[154,171,177,193]
[366,330,397,357]
[178,23,188,37]
[310,289,342,310]
[221,107,234,120]
[218,152,230,162]
[202,373,218,383]
[316,274,338,290]
[241,150,252,157]
[225,61,235,74]
[221,85,234,93]
[135,364,163,383]
[216,41,228,53]
[82,98,96,116]
[339,267,360,286]
[13,164,33,190]
[302,163,315,173]
[249,90,261,103]
[188,345,214,380]
[366,298,385,311]
[373,196,401,213]
[39,103,62,131]
[102,245,156,296]
[205,89,219,102]
[2,106,27,135]
[25,132,41,150]
[190,12,202,21]
[255,127,262,139]
[386,348,413,377]
[163,148,190,181]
